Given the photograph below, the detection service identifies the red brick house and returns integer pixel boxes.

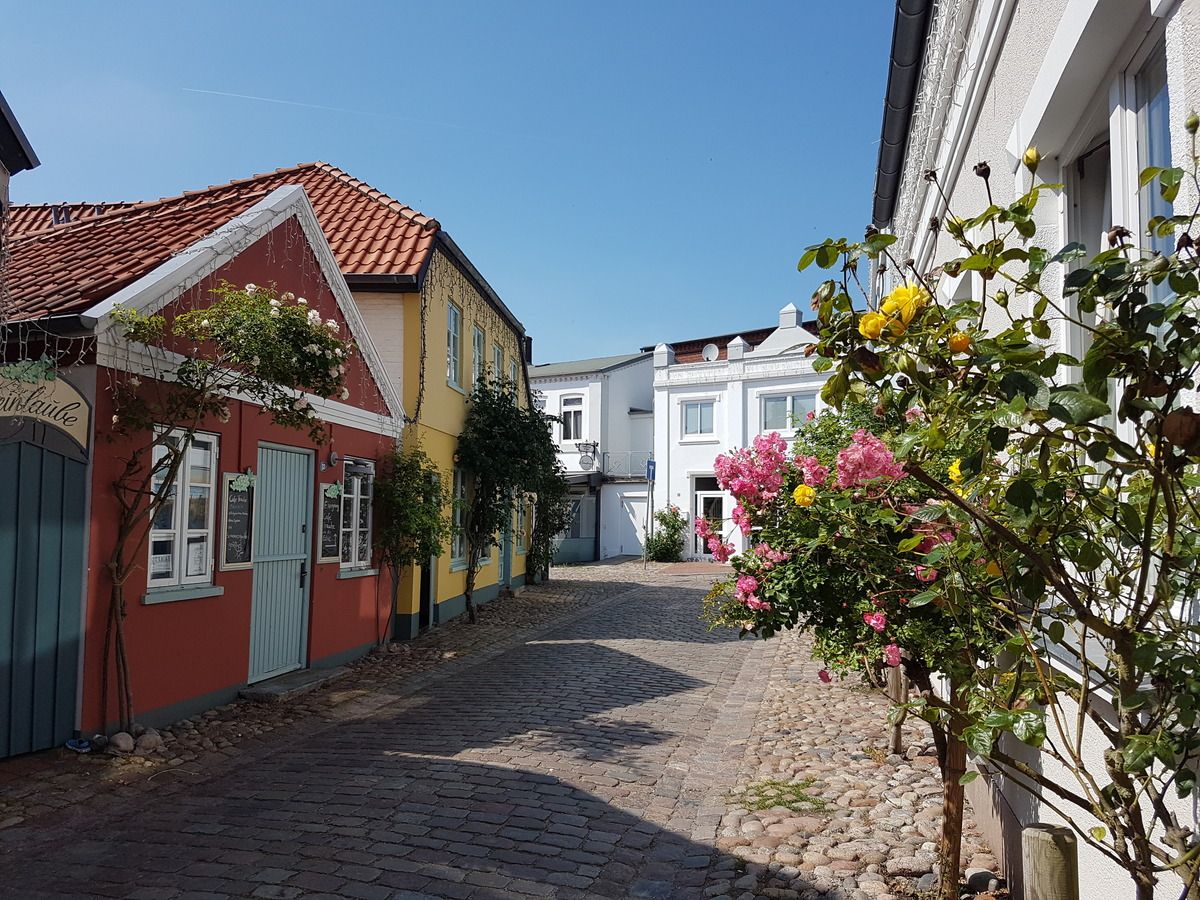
[0,185,404,752]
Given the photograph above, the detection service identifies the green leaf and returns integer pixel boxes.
[1139,166,1164,188]
[1073,541,1105,571]
[798,248,818,271]
[865,233,897,254]
[1048,390,1110,425]
[1159,167,1184,203]
[1005,480,1036,512]
[964,725,995,757]
[815,245,838,269]
[958,770,980,786]
[897,536,922,553]
[1000,371,1050,409]
[812,356,833,373]
[1086,441,1109,462]
[1122,735,1158,772]
[1089,826,1107,842]
[988,426,1010,452]
[908,590,938,608]
[1011,710,1046,748]
[1048,620,1066,644]
[961,254,993,271]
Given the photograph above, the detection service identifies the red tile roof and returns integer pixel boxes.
[3,163,443,321]
[6,202,136,237]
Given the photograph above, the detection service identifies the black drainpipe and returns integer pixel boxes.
[872,0,935,229]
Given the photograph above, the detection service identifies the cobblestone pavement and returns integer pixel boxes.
[0,561,775,899]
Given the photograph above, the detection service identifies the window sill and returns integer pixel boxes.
[142,584,225,606]
[450,559,467,573]
[447,379,466,396]
[680,436,719,444]
[336,567,379,580]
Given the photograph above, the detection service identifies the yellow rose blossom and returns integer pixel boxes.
[858,311,887,340]
[948,331,972,354]
[792,484,816,507]
[985,560,1003,578]
[948,459,963,483]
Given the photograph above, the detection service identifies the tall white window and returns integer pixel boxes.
[1135,42,1172,306]
[516,497,528,554]
[451,467,466,562]
[561,396,584,441]
[509,359,518,388]
[761,393,816,431]
[148,430,219,588]
[341,460,374,569]
[493,344,504,376]
[683,400,715,436]
[472,326,485,386]
[447,303,462,387]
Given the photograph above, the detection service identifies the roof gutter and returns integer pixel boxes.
[344,273,420,292]
[0,90,39,175]
[872,0,934,229]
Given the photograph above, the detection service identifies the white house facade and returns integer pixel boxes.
[875,1,1200,895]
[529,352,654,562]
[650,303,825,559]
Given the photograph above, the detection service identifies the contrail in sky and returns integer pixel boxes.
[181,87,470,131]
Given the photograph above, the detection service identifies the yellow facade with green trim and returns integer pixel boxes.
[352,245,530,639]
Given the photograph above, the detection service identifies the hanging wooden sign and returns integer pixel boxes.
[0,369,92,460]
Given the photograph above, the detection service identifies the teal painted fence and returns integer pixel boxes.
[0,442,86,757]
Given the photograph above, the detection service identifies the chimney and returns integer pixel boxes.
[727,336,747,360]
[779,302,800,329]
[653,342,675,368]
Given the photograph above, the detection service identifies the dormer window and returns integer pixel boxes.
[561,396,584,441]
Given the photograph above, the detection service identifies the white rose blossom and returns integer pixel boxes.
[293,397,309,411]
[282,291,295,301]
[297,297,307,306]
[270,308,280,317]
[269,298,281,308]
[325,319,339,332]
[245,283,258,292]
[340,387,350,400]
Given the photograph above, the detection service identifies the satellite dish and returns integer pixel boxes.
[579,453,594,471]
[701,343,720,362]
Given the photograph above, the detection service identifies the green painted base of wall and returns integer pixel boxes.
[510,573,526,589]
[104,683,244,736]
[393,611,422,641]
[312,641,375,670]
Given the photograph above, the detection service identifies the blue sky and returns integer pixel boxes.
[3,1,893,363]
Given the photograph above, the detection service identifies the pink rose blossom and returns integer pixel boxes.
[806,410,816,421]
[744,596,772,611]
[795,454,830,487]
[818,669,832,683]
[713,433,790,511]
[862,610,888,633]
[904,407,926,422]
[834,430,906,489]
[708,537,735,563]
[883,644,902,667]
[914,565,939,583]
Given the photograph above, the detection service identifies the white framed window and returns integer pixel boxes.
[516,497,528,554]
[148,429,219,589]
[493,343,504,376]
[447,303,463,387]
[340,459,374,569]
[682,399,715,436]
[761,393,816,432]
[472,325,485,386]
[561,395,584,441]
[509,359,518,388]
[1133,40,1172,306]
[451,466,466,562]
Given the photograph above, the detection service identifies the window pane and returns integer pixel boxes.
[358,483,371,531]
[149,537,175,582]
[684,403,699,435]
[357,530,369,565]
[792,394,816,422]
[341,530,353,563]
[700,402,713,434]
[1137,43,1172,305]
[152,483,176,530]
[189,439,213,485]
[763,396,788,430]
[188,486,210,530]
[185,535,207,577]
[562,397,582,407]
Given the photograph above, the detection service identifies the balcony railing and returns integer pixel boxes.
[602,450,652,478]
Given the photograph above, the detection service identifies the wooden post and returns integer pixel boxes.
[887,665,907,753]
[1022,824,1079,900]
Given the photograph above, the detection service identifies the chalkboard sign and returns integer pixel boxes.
[319,489,342,562]
[221,474,255,570]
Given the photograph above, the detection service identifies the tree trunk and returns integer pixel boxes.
[939,686,968,900]
[464,560,478,624]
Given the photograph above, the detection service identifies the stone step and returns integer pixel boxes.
[239,666,347,703]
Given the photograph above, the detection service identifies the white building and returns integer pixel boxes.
[529,352,654,562]
[650,303,825,558]
[876,1,1199,895]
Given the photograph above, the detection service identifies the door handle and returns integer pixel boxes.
[299,560,307,590]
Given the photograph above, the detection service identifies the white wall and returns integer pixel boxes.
[891,1,1200,894]
[600,484,647,559]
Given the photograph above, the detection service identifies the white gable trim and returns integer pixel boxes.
[87,185,405,427]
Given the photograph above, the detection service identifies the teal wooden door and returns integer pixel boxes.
[0,442,86,758]
[248,446,312,683]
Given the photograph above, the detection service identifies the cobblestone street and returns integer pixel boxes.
[0,561,996,900]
